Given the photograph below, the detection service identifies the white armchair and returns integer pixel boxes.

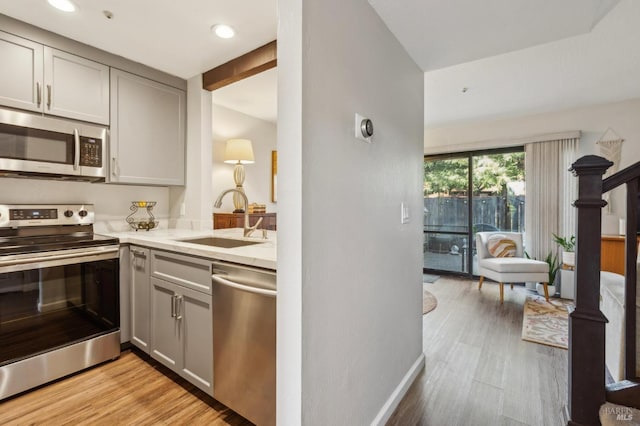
[476,232,550,303]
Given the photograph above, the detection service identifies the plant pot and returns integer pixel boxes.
[536,282,557,298]
[562,251,575,267]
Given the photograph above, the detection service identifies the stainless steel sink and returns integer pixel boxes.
[179,237,261,249]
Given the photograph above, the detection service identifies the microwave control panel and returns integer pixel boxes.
[79,137,103,167]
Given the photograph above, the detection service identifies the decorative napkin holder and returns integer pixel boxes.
[126,201,158,231]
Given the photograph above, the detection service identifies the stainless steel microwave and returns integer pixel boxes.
[0,109,107,181]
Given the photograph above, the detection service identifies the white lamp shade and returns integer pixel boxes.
[224,139,254,164]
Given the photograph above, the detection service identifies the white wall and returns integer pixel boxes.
[424,97,640,224]
[0,178,169,232]
[278,0,425,423]
[210,104,277,213]
[169,75,213,230]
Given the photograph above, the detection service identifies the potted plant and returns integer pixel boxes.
[552,233,576,267]
[532,251,561,297]
[525,250,560,297]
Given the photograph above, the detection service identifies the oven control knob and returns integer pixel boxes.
[64,209,74,218]
[78,209,88,218]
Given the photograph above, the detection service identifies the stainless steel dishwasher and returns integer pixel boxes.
[212,260,276,426]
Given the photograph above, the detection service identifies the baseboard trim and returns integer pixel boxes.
[370,352,426,426]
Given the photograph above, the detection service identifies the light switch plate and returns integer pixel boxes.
[401,202,410,224]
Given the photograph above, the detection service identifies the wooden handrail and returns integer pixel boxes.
[603,161,640,193]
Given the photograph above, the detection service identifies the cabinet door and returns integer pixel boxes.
[0,31,43,112]
[150,277,181,369]
[110,68,186,185]
[119,246,131,344]
[43,47,110,125]
[130,246,150,352]
[179,286,213,395]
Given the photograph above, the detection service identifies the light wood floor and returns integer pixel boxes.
[387,277,568,426]
[0,278,566,425]
[0,351,252,426]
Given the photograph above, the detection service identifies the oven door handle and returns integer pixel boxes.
[0,246,119,274]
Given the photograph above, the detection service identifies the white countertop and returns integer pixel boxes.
[101,228,276,270]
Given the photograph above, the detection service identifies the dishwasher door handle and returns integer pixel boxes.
[212,275,277,297]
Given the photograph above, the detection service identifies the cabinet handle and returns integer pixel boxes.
[175,295,183,320]
[36,82,42,107]
[46,84,52,109]
[131,248,146,257]
[111,157,119,177]
[171,294,176,318]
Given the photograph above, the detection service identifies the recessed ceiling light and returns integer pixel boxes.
[47,0,77,12]
[211,24,235,39]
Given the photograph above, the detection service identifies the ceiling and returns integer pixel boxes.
[368,0,620,72]
[212,68,278,123]
[0,0,277,79]
[1,0,638,128]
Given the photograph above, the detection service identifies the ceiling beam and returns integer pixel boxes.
[202,40,277,91]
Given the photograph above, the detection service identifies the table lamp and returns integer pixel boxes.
[224,138,254,213]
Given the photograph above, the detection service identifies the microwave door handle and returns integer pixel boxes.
[73,129,80,171]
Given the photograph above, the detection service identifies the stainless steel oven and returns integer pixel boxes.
[0,109,107,181]
[0,204,120,400]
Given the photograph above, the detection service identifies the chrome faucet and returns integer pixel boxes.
[214,188,266,238]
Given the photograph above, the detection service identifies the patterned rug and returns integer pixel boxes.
[521,294,574,349]
[423,288,437,315]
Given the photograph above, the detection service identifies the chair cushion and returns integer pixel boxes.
[479,257,548,273]
[486,234,517,258]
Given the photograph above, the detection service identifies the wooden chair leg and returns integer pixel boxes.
[543,282,550,302]
[500,283,504,304]
[510,283,514,290]
[478,276,485,289]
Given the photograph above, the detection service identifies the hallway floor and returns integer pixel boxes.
[387,277,567,426]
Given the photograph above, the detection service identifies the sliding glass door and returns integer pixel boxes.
[423,148,525,276]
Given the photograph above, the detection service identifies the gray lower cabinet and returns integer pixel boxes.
[150,276,213,395]
[143,249,213,396]
[119,246,132,344]
[130,246,150,352]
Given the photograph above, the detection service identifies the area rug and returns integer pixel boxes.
[423,288,437,315]
[423,274,440,283]
[521,294,574,349]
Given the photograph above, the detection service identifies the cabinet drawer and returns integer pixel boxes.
[151,250,212,294]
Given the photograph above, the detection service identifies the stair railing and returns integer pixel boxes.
[568,155,639,425]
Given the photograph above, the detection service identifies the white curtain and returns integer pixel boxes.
[524,137,579,260]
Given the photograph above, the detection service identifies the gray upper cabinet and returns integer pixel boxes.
[110,69,186,186]
[43,47,110,125]
[0,31,43,113]
[0,31,109,125]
